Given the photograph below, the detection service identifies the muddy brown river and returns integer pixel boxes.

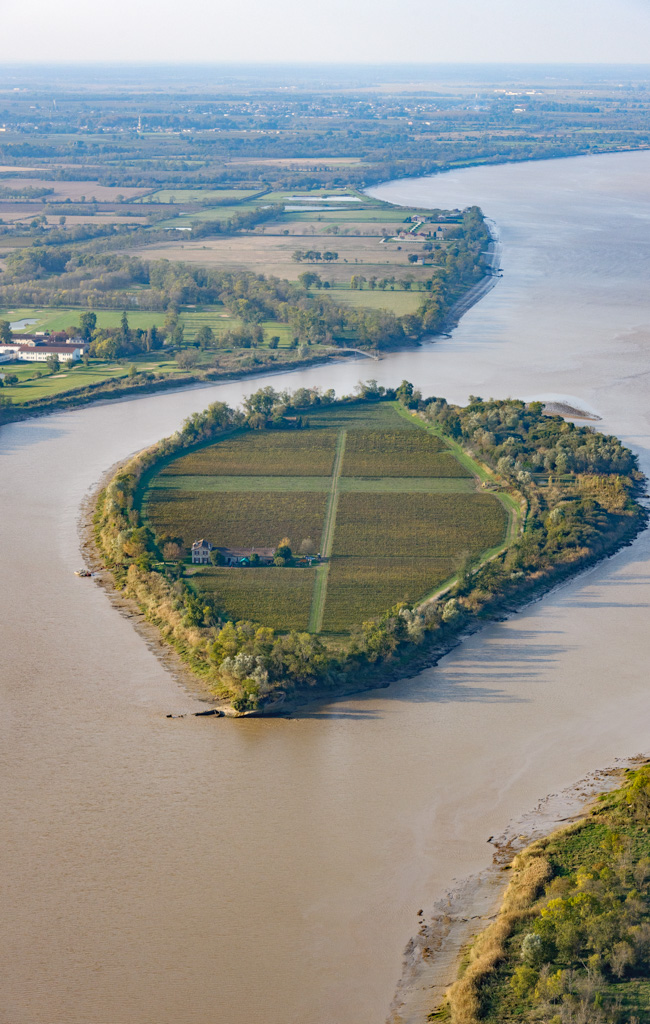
[2,151,650,1024]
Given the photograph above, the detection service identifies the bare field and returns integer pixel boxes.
[265,220,389,235]
[44,214,148,226]
[0,179,149,201]
[0,203,46,223]
[130,232,437,283]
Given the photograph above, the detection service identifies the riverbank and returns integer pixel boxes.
[438,219,502,334]
[434,759,650,1024]
[0,346,368,427]
[388,757,650,1024]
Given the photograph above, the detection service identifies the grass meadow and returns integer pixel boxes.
[139,188,263,204]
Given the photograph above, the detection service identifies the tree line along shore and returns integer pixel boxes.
[92,382,647,716]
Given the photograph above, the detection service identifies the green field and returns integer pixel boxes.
[0,355,183,402]
[0,305,242,338]
[156,203,264,228]
[329,288,425,315]
[0,304,305,404]
[0,307,171,333]
[0,306,297,348]
[140,188,264,204]
[141,401,512,634]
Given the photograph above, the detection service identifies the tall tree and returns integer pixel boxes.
[79,311,96,341]
[120,311,130,343]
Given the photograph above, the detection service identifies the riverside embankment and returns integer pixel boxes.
[3,149,650,1024]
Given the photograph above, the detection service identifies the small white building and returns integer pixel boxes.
[191,539,213,564]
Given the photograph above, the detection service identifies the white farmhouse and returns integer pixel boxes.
[191,539,213,564]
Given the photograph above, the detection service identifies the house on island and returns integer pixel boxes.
[191,539,213,564]
[190,541,277,566]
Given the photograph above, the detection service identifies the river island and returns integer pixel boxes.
[92,381,646,716]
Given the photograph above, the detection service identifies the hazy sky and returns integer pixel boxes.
[5,0,650,64]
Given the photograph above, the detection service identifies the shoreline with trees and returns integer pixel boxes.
[434,761,650,1024]
[89,384,647,717]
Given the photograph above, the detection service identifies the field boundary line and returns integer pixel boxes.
[308,429,347,632]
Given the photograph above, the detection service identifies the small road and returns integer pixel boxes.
[308,429,347,633]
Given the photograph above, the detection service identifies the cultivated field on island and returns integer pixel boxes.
[158,430,339,477]
[321,557,455,632]
[145,490,327,553]
[195,567,316,632]
[341,429,471,477]
[140,401,510,635]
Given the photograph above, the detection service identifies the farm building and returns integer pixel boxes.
[216,546,276,566]
[191,542,277,566]
[191,539,213,564]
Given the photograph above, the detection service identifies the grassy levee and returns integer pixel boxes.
[308,429,347,633]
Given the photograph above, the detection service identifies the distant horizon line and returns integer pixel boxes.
[2,59,650,68]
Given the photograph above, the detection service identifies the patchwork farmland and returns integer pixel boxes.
[141,401,509,635]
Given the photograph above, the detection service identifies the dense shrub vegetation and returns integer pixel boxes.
[444,764,650,1024]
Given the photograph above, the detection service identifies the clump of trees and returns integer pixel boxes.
[292,250,339,263]
[419,392,642,578]
[87,311,165,360]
